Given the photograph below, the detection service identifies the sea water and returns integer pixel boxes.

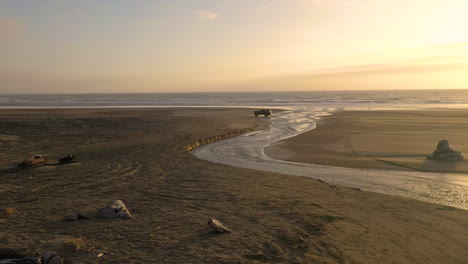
[2,90,468,209]
[4,89,468,108]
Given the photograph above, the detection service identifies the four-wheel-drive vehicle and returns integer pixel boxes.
[18,155,48,169]
[254,109,272,117]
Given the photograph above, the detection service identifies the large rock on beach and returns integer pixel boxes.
[98,200,133,219]
[426,140,464,162]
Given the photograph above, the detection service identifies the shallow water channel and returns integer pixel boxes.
[194,108,468,210]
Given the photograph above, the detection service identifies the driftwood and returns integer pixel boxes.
[59,154,74,164]
[208,219,232,233]
[98,200,133,219]
[0,251,61,264]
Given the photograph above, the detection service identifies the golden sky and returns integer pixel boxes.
[1,0,468,93]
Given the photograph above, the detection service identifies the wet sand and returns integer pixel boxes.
[267,109,468,172]
[1,108,467,263]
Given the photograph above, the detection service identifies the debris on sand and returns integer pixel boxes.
[426,140,464,162]
[208,219,232,233]
[17,155,47,169]
[59,154,74,164]
[98,200,133,219]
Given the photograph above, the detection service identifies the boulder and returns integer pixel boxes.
[98,200,133,219]
[427,140,464,162]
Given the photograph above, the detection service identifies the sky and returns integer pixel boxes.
[1,0,468,94]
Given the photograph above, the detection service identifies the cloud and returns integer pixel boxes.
[196,9,221,21]
[0,17,25,39]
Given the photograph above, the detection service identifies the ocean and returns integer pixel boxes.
[3,89,468,108]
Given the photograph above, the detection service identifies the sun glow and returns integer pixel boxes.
[1,0,468,93]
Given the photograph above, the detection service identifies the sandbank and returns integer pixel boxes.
[266,109,468,172]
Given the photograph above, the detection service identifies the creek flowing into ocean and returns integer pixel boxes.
[194,106,468,210]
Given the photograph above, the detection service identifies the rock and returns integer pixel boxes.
[427,140,464,162]
[40,251,62,264]
[208,219,232,233]
[98,200,133,219]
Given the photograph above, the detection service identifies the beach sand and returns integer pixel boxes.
[0,108,467,263]
[266,110,468,172]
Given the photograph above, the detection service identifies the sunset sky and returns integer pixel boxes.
[1,0,468,93]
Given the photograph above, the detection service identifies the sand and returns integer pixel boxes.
[0,108,467,263]
[266,109,468,172]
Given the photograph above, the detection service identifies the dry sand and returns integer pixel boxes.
[0,108,467,263]
[267,109,468,172]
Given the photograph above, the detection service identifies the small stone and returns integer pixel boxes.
[98,200,133,219]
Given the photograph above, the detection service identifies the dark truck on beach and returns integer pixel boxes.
[254,109,272,117]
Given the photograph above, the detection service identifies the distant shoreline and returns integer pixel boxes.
[0,105,286,109]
